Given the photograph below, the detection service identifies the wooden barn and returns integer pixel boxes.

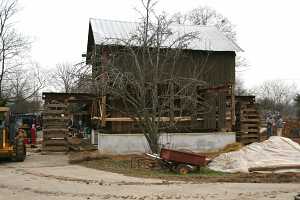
[86,18,243,134]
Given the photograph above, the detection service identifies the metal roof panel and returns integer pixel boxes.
[90,18,243,52]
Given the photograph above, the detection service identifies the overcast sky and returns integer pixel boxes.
[16,0,300,89]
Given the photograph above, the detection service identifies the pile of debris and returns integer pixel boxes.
[209,136,300,173]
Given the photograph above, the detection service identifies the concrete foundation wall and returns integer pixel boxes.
[97,132,236,154]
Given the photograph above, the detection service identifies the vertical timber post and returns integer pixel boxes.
[100,47,109,128]
[170,82,175,125]
[231,83,236,130]
[101,96,107,127]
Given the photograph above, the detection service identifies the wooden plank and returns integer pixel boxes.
[240,114,260,117]
[0,107,9,112]
[241,128,259,132]
[42,146,68,152]
[43,128,68,132]
[240,128,259,133]
[240,108,258,112]
[43,139,67,146]
[45,104,67,108]
[249,165,300,172]
[43,117,70,121]
[42,110,66,117]
[43,133,67,138]
[240,119,260,122]
[43,123,67,128]
[92,116,204,122]
[240,124,259,128]
[236,133,259,138]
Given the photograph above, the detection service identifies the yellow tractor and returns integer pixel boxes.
[0,107,26,162]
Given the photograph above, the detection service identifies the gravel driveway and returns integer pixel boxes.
[0,152,299,200]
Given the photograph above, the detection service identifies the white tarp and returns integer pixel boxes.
[208,136,300,173]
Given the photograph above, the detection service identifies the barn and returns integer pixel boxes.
[86,18,242,136]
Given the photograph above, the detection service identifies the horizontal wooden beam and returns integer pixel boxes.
[92,116,204,122]
[0,107,9,112]
[249,165,300,172]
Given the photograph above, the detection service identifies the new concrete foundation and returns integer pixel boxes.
[97,132,236,154]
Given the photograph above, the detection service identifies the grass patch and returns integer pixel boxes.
[78,155,227,181]
[197,167,226,176]
[78,156,300,183]
[75,153,300,183]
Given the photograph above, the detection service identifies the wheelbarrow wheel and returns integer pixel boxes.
[295,194,300,200]
[176,164,190,175]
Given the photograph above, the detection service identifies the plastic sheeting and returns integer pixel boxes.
[208,136,300,173]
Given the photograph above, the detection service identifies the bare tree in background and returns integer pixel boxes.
[173,6,236,40]
[93,0,213,153]
[0,0,31,98]
[52,63,78,93]
[5,63,47,113]
[252,80,296,115]
[294,94,300,119]
[71,62,93,93]
[174,7,236,40]
[7,63,46,98]
[52,62,93,93]
[173,6,249,72]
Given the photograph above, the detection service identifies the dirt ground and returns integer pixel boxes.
[0,152,299,200]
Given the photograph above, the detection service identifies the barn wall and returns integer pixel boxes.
[90,45,235,133]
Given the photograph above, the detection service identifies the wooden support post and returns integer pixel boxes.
[231,84,236,129]
[101,96,107,127]
[170,82,175,124]
[2,129,5,148]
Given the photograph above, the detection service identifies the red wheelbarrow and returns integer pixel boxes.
[146,148,208,174]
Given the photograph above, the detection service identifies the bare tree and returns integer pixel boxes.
[1,62,46,113]
[92,0,215,153]
[71,62,93,93]
[52,61,94,93]
[173,6,248,72]
[7,63,47,100]
[294,94,300,119]
[173,6,236,40]
[52,62,78,93]
[252,80,296,115]
[0,0,30,98]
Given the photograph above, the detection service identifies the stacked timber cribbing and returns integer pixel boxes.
[235,96,260,144]
[42,103,69,152]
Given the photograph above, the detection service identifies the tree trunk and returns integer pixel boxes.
[0,48,5,99]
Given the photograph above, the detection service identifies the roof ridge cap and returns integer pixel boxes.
[90,18,216,28]
[90,18,137,24]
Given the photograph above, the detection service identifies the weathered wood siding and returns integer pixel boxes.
[89,45,235,133]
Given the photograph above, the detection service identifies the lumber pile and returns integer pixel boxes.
[42,103,70,152]
[235,96,260,144]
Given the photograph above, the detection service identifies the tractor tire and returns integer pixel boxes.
[176,164,190,175]
[14,139,26,162]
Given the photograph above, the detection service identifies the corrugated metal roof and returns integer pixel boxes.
[90,18,243,52]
